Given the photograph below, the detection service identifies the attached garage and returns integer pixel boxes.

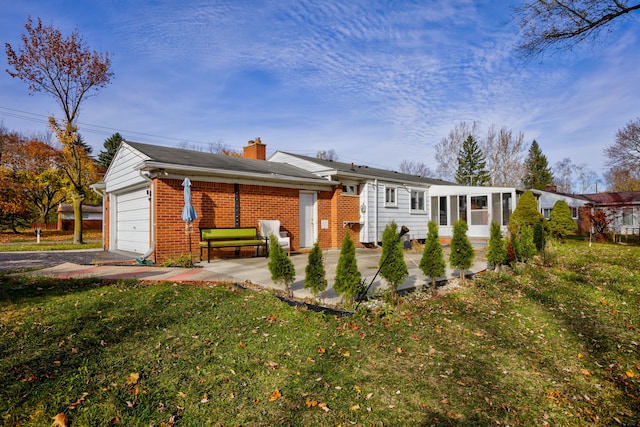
[113,187,150,253]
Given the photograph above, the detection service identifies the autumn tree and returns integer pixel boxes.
[604,166,640,191]
[379,221,408,298]
[6,17,113,244]
[316,149,339,161]
[449,220,474,284]
[455,135,490,186]
[523,140,553,190]
[514,0,640,57]
[97,132,124,170]
[604,117,640,191]
[419,221,446,290]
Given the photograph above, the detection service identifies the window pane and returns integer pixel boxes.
[491,193,501,225]
[439,196,447,225]
[459,196,467,222]
[470,195,488,225]
[502,193,512,226]
[449,195,458,224]
[431,197,438,223]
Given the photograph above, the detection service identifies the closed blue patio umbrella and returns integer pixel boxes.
[182,178,197,253]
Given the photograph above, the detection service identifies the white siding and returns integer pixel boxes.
[269,152,336,175]
[361,180,430,244]
[114,188,150,253]
[104,143,150,193]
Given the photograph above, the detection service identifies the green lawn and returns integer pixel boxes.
[1,241,638,426]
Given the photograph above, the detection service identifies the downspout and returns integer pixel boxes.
[138,171,156,264]
[374,179,379,247]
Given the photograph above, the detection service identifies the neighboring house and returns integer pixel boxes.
[581,191,640,237]
[269,152,521,242]
[57,203,103,231]
[534,186,640,237]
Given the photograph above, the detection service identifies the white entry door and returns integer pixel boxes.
[299,191,317,249]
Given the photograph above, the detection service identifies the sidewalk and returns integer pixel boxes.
[16,245,488,306]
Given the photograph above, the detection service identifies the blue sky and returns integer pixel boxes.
[1,1,639,182]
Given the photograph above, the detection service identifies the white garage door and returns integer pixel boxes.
[115,188,150,253]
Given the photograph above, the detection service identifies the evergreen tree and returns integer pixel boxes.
[487,221,507,271]
[517,225,537,262]
[98,132,123,169]
[455,135,490,186]
[509,190,543,232]
[547,200,578,240]
[379,221,408,298]
[523,140,553,190]
[304,241,327,298]
[449,219,474,283]
[333,233,362,303]
[268,234,295,297]
[419,221,446,291]
[533,219,546,252]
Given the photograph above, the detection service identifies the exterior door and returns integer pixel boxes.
[299,191,317,249]
[114,187,150,253]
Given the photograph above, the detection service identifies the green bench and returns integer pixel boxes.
[199,227,268,262]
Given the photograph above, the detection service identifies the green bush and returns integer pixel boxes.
[379,221,408,298]
[449,220,474,283]
[267,234,295,297]
[304,241,327,299]
[487,221,506,270]
[333,233,362,303]
[547,200,578,240]
[419,221,446,290]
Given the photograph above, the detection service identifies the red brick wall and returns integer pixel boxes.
[152,178,346,262]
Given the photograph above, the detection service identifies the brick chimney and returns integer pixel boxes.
[243,137,266,160]
[544,183,557,192]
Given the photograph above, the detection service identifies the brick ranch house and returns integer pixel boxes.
[94,139,526,264]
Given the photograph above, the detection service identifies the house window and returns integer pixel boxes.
[385,187,397,206]
[502,192,512,226]
[622,208,634,226]
[411,190,426,211]
[470,195,488,225]
[571,207,578,219]
[459,195,467,223]
[342,184,357,195]
[439,196,448,226]
[542,208,552,219]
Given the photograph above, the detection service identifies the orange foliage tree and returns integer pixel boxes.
[5,17,113,243]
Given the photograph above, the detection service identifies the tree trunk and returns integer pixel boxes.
[72,193,84,244]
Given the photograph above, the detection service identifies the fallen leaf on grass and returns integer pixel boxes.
[68,392,89,410]
[317,347,326,354]
[269,390,282,401]
[318,402,330,412]
[306,397,318,407]
[580,369,592,377]
[126,373,139,385]
[51,413,69,427]
[626,370,635,378]
[200,393,209,403]
[351,403,361,411]
[265,361,279,369]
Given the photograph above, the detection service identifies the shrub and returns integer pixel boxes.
[449,220,474,283]
[487,221,506,271]
[547,200,578,240]
[379,221,408,298]
[419,221,446,291]
[509,190,542,234]
[267,234,295,297]
[333,233,362,303]
[304,241,327,299]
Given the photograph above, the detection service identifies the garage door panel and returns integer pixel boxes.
[115,188,150,254]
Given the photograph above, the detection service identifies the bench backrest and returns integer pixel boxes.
[200,227,259,241]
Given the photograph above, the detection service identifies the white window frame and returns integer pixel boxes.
[342,184,357,195]
[384,186,397,207]
[410,189,426,212]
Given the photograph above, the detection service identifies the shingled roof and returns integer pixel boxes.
[126,141,335,184]
[274,151,455,186]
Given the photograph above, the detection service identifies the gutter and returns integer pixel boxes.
[137,171,156,264]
